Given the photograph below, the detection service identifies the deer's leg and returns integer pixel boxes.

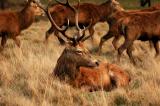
[152,40,159,57]
[148,0,151,7]
[112,34,121,50]
[1,34,7,48]
[12,36,21,48]
[88,26,94,41]
[126,44,136,65]
[118,39,133,63]
[54,30,65,45]
[149,40,153,49]
[98,32,114,55]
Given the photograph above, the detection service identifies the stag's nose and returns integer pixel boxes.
[92,59,101,66]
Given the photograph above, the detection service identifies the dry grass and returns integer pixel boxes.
[0,20,160,106]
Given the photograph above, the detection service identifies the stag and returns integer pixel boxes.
[140,0,151,7]
[0,0,43,49]
[98,4,160,54]
[41,0,123,44]
[52,2,130,91]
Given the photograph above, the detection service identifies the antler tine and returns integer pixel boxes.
[78,18,93,42]
[55,0,81,31]
[74,0,82,32]
[35,0,69,32]
[47,10,69,32]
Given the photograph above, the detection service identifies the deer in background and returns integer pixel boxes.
[41,0,124,44]
[98,3,160,55]
[116,10,160,64]
[140,0,151,7]
[0,0,43,50]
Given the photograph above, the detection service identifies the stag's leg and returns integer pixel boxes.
[152,40,159,57]
[112,35,121,50]
[54,30,65,45]
[117,39,133,63]
[126,44,136,65]
[98,32,114,55]
[1,35,7,48]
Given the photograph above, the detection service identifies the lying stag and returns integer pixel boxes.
[52,2,130,91]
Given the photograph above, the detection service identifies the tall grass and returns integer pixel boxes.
[0,20,160,106]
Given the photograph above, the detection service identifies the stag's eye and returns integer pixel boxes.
[32,0,36,3]
[76,50,83,55]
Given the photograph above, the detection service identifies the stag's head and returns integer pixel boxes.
[53,0,99,80]
[25,0,44,16]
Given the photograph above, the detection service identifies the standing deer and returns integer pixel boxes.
[42,0,123,44]
[0,0,43,49]
[117,10,160,64]
[98,4,160,54]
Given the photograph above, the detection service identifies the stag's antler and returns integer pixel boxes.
[35,0,69,32]
[55,0,93,45]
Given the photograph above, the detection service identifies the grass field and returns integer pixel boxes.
[1,0,160,106]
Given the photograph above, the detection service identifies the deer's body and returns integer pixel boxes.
[0,0,42,49]
[117,10,160,64]
[98,4,160,54]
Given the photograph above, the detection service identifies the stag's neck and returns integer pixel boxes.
[18,5,35,30]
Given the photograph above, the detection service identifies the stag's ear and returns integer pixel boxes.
[108,0,115,2]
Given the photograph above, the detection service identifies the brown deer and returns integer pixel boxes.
[98,4,160,54]
[0,0,43,49]
[116,10,160,64]
[52,1,130,91]
[42,0,124,44]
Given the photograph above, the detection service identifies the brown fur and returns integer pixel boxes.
[0,0,43,49]
[116,10,160,64]
[108,63,130,87]
[72,62,130,91]
[53,45,98,81]
[45,0,123,44]
[73,62,111,91]
[98,4,160,54]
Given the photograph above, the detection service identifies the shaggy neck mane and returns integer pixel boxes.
[18,3,35,30]
[54,48,77,80]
